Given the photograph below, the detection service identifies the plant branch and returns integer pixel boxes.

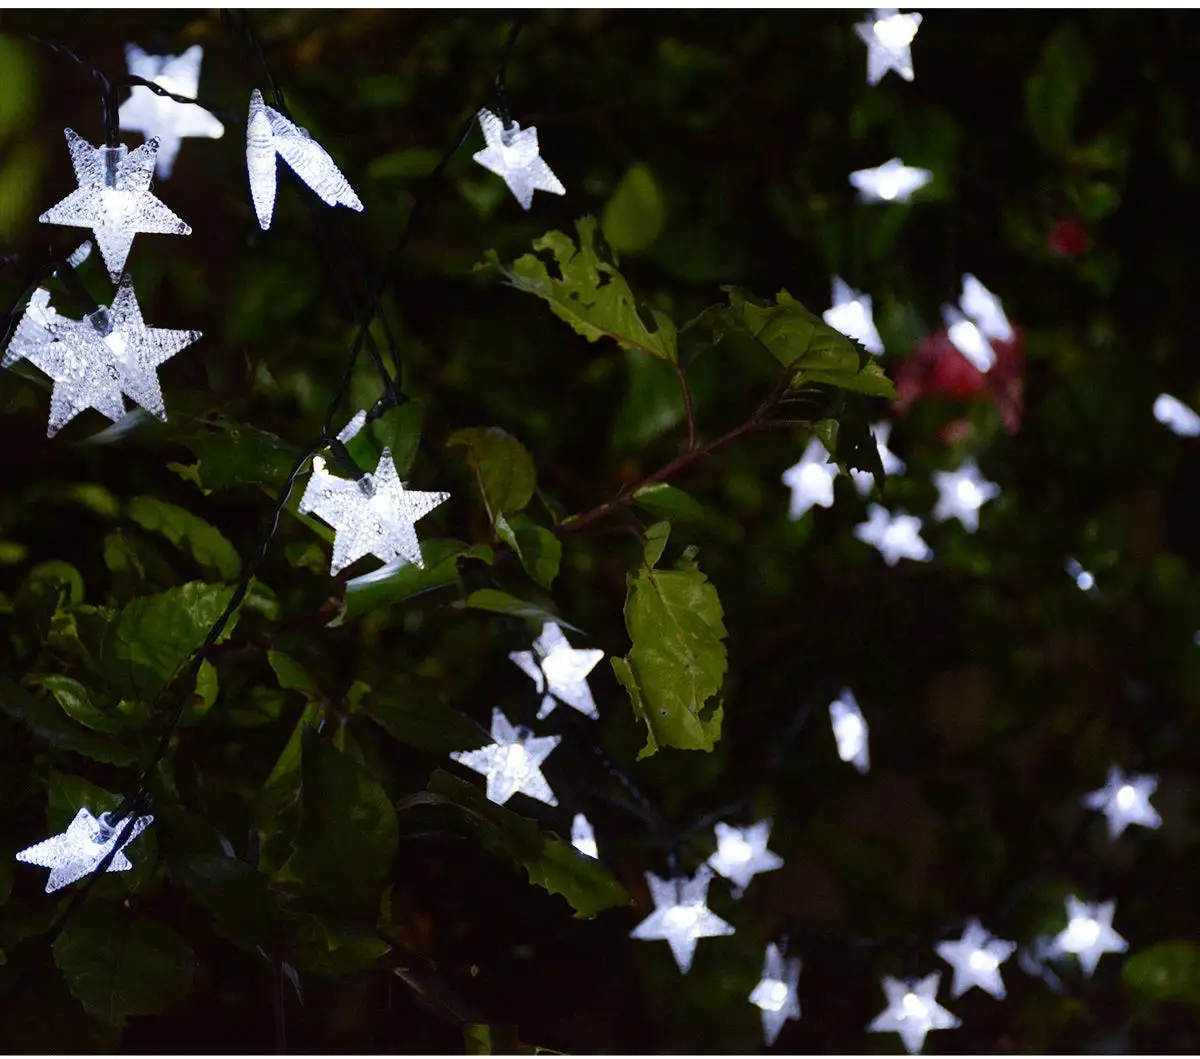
[674,359,696,451]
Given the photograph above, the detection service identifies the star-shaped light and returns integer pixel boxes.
[473,108,565,211]
[854,505,932,566]
[936,918,1017,1000]
[941,304,995,372]
[854,8,923,86]
[959,274,1013,343]
[1082,764,1162,839]
[629,867,734,974]
[850,158,932,204]
[509,621,604,720]
[781,437,838,520]
[852,420,906,496]
[707,820,784,895]
[15,807,153,893]
[1065,556,1098,595]
[246,89,363,231]
[3,277,201,437]
[823,276,884,356]
[868,973,960,1055]
[932,459,1000,532]
[1154,393,1200,437]
[572,813,598,859]
[298,446,448,575]
[1051,896,1127,978]
[750,943,802,1046]
[39,129,191,280]
[450,707,561,807]
[119,43,224,179]
[829,688,870,773]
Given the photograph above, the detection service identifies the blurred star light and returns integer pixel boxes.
[119,44,224,179]
[509,621,604,720]
[16,808,153,893]
[852,421,906,496]
[39,129,191,280]
[941,304,995,372]
[450,708,561,808]
[707,820,784,895]
[855,8,922,85]
[936,918,1017,1000]
[868,973,961,1055]
[850,158,932,203]
[1051,896,1127,978]
[750,943,802,1046]
[629,867,734,974]
[1153,393,1200,437]
[1082,764,1162,839]
[571,813,598,859]
[1065,557,1098,595]
[823,276,884,355]
[854,505,933,565]
[474,108,565,211]
[932,459,1000,532]
[959,275,1013,342]
[829,688,870,773]
[781,437,838,520]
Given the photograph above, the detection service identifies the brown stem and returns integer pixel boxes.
[674,360,696,452]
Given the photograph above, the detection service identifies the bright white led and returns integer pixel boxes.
[932,459,1000,532]
[936,918,1017,999]
[959,274,1013,342]
[868,973,960,1055]
[1065,557,1097,595]
[630,867,734,974]
[474,108,565,211]
[829,689,870,773]
[571,813,598,859]
[781,437,838,520]
[15,807,153,893]
[942,304,995,372]
[1154,393,1200,437]
[854,505,932,566]
[854,9,923,85]
[509,621,604,720]
[707,820,784,895]
[1051,896,1127,978]
[849,158,932,204]
[1082,764,1161,840]
[823,276,884,355]
[749,943,801,1045]
[450,707,561,808]
[851,420,906,496]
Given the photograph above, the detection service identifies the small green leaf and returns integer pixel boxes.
[834,408,886,492]
[463,589,579,631]
[173,419,304,490]
[169,854,281,952]
[632,483,706,524]
[283,912,391,975]
[610,349,685,453]
[267,650,322,701]
[1123,941,1200,1008]
[363,677,491,756]
[601,162,665,254]
[464,1022,564,1055]
[1026,24,1094,155]
[446,426,537,520]
[182,659,219,725]
[496,512,562,590]
[343,399,425,479]
[30,674,125,734]
[0,676,140,766]
[126,497,241,581]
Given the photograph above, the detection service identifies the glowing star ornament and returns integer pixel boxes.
[941,304,995,372]
[959,275,1013,343]
[823,276,884,356]
[1051,896,1127,978]
[1082,764,1162,839]
[629,867,734,974]
[298,447,448,576]
[246,89,363,231]
[473,108,565,211]
[932,459,1000,532]
[855,8,922,86]
[936,919,1017,1000]
[572,813,598,859]
[850,158,932,204]
[119,44,224,179]
[854,505,932,566]
[851,420,906,496]
[3,277,201,437]
[781,438,838,520]
[750,943,801,1046]
[450,708,561,807]
[1065,557,1098,595]
[707,820,784,895]
[15,808,152,893]
[868,973,961,1055]
[39,129,191,280]
[1154,393,1200,437]
[509,621,604,720]
[829,688,870,773]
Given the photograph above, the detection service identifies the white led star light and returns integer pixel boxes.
[823,276,884,356]
[1065,557,1098,595]
[1154,393,1200,437]
[868,973,960,1055]
[959,274,1013,343]
[39,129,191,280]
[3,277,202,437]
[849,158,932,204]
[781,437,838,520]
[854,8,922,86]
[932,459,1000,532]
[298,445,448,576]
[829,688,870,773]
[509,621,604,720]
[707,820,784,896]
[450,707,561,807]
[1082,764,1162,839]
[15,807,153,893]
[936,918,1017,1000]
[119,44,224,179]
[572,813,598,859]
[851,420,906,496]
[750,943,801,1046]
[629,867,734,974]
[941,304,995,372]
[473,108,565,211]
[854,505,932,566]
[1051,896,1127,978]
[246,89,363,230]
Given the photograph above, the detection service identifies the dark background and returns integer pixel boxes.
[1,8,1199,1054]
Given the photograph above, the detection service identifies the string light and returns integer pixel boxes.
[931,459,1000,532]
[854,505,933,565]
[823,276,884,355]
[854,8,923,85]
[509,621,604,720]
[629,867,734,974]
[851,420,906,495]
[1153,393,1200,437]
[829,688,870,773]
[1051,897,1127,978]
[781,437,838,520]
[572,813,598,859]
[473,108,565,211]
[849,158,932,204]
[941,304,995,372]
[867,973,960,1055]
[450,707,561,807]
[749,943,801,1046]
[958,274,1013,343]
[935,918,1017,1000]
[15,808,153,893]
[706,820,784,896]
[1065,557,1098,595]
[1082,765,1162,839]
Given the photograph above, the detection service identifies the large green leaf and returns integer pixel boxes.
[601,162,665,254]
[126,496,241,581]
[613,522,727,758]
[1123,941,1200,1008]
[364,676,492,756]
[477,215,678,362]
[171,418,304,491]
[283,912,391,975]
[169,854,281,952]
[344,399,425,478]
[463,589,580,631]
[447,426,537,520]
[268,649,322,701]
[632,483,706,524]
[496,512,562,590]
[0,676,141,766]
[398,771,630,919]
[30,674,125,734]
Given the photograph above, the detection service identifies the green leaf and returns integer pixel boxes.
[30,674,125,734]
[477,215,678,362]
[601,162,665,254]
[283,912,390,975]
[399,771,630,919]
[173,419,304,491]
[268,650,322,701]
[463,589,580,631]
[126,496,241,581]
[613,522,727,758]
[367,145,441,181]
[610,348,686,453]
[496,512,562,590]
[632,483,706,524]
[464,1022,564,1055]
[52,904,195,1027]
[834,407,886,492]
[364,676,491,756]
[342,399,425,479]
[1123,941,1200,1008]
[169,854,281,952]
[182,659,219,725]
[0,676,140,766]
[447,426,537,520]
[1026,24,1094,155]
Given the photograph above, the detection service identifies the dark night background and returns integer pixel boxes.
[1,7,1200,1055]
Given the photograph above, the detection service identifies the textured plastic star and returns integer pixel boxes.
[119,43,224,179]
[1082,764,1162,840]
[707,820,784,895]
[509,620,604,720]
[851,421,906,496]
[450,708,561,807]
[868,973,960,1055]
[39,129,191,279]
[750,943,802,1046]
[572,813,599,859]
[829,688,870,773]
[854,8,922,85]
[781,437,838,520]
[850,158,932,204]
[932,459,1000,532]
[823,276,884,355]
[473,108,566,210]
[854,505,932,566]
[629,867,734,974]
[936,918,1017,1000]
[1051,896,1127,978]
[959,274,1013,342]
[15,807,153,893]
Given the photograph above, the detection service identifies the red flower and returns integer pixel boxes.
[1049,218,1087,257]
